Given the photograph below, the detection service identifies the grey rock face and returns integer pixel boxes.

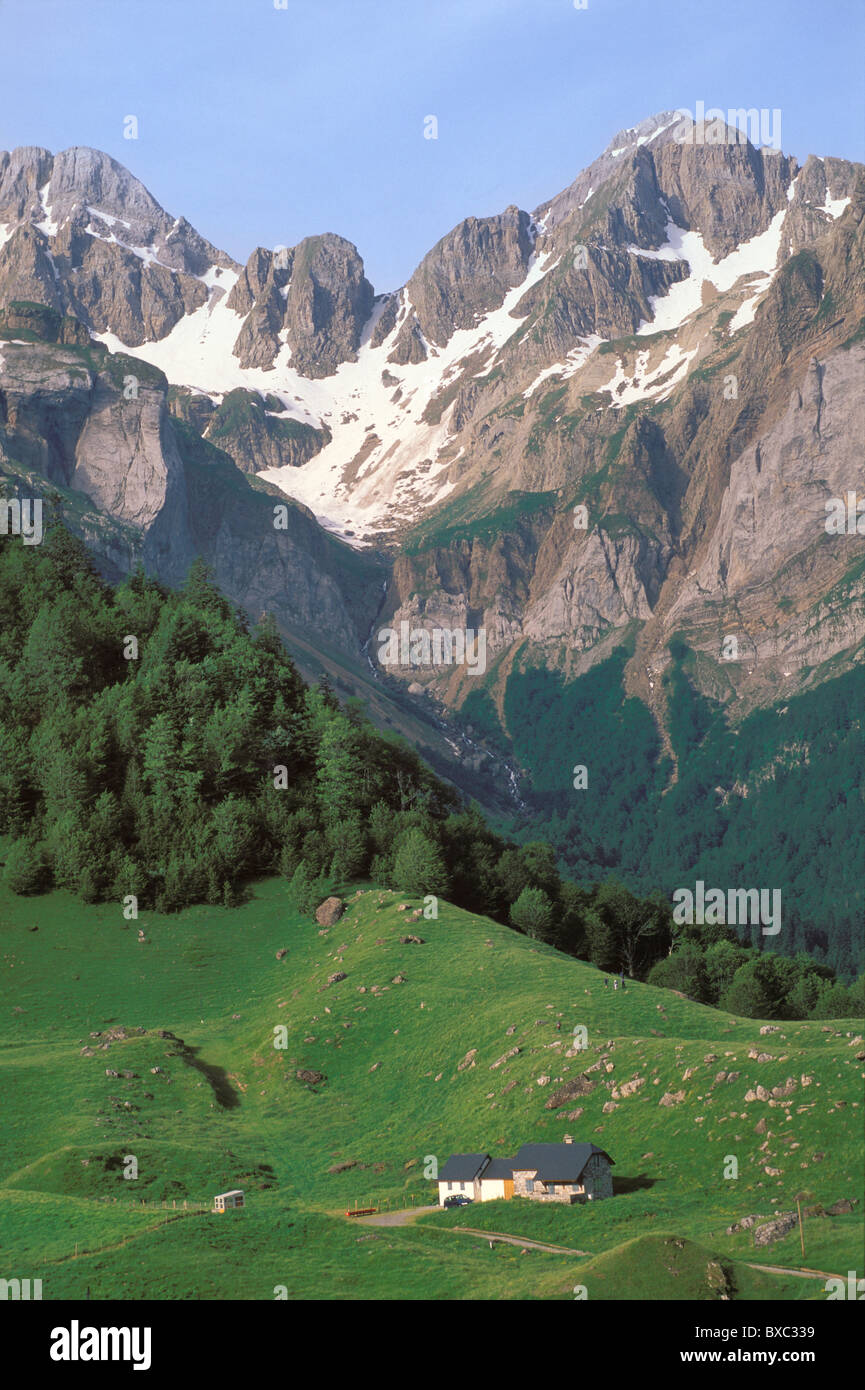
[0,145,237,347]
[71,374,178,528]
[651,140,797,258]
[0,146,54,222]
[403,205,534,349]
[0,225,62,310]
[663,348,865,679]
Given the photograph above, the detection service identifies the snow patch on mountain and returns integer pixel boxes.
[35,182,59,237]
[632,206,788,336]
[522,334,605,397]
[599,341,698,408]
[822,192,851,219]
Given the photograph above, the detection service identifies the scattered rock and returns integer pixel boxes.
[275,948,288,960]
[328,1160,358,1174]
[457,1049,478,1072]
[296,1068,326,1086]
[327,972,347,985]
[602,1101,618,1113]
[659,1090,686,1107]
[759,1025,780,1035]
[826,1198,856,1215]
[490,1047,520,1070]
[399,935,424,945]
[611,1077,645,1100]
[391,973,407,984]
[771,1078,797,1098]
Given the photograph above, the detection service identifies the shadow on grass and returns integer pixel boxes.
[173,1043,241,1109]
[613,1174,660,1195]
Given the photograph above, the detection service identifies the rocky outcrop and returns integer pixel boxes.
[205,388,329,473]
[403,206,534,349]
[228,235,374,376]
[283,234,374,377]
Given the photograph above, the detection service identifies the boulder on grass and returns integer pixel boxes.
[315,897,345,927]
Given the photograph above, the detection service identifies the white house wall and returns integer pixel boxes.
[478,1179,509,1202]
[438,1178,479,1206]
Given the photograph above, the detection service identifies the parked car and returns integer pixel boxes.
[443,1194,474,1208]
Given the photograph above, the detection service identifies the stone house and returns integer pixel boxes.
[437,1140,614,1206]
[510,1143,614,1203]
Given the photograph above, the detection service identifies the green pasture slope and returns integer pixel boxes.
[0,877,861,1300]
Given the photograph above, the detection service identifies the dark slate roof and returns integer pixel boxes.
[438,1153,489,1182]
[513,1143,614,1182]
[482,1158,516,1180]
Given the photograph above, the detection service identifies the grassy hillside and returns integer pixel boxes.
[0,876,861,1300]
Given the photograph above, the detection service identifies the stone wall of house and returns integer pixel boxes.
[582,1154,613,1201]
[513,1171,580,1203]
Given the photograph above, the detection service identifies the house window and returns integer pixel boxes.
[448,1182,453,1191]
[526,1179,535,1192]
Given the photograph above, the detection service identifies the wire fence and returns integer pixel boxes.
[90,1196,211,1211]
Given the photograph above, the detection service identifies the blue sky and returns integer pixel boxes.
[1,0,862,290]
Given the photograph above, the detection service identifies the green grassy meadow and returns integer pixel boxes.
[0,877,861,1299]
